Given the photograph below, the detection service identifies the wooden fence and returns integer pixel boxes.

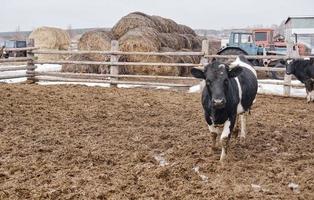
[0,40,313,97]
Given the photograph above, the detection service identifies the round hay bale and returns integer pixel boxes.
[112,12,158,38]
[62,54,127,74]
[175,55,200,76]
[159,47,176,52]
[184,34,202,50]
[125,55,181,76]
[113,12,196,37]
[78,30,113,61]
[159,33,201,50]
[29,26,70,60]
[61,54,100,73]
[151,16,181,33]
[159,33,187,50]
[119,27,164,75]
[119,44,181,76]
[178,24,196,36]
[119,27,161,60]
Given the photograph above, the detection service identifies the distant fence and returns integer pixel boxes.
[0,40,313,97]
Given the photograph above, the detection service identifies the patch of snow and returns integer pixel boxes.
[192,166,200,173]
[0,64,62,83]
[153,154,169,167]
[288,182,300,194]
[258,81,306,97]
[251,184,262,192]
[35,64,62,72]
[118,84,170,90]
[0,77,26,83]
[38,81,111,88]
[199,174,208,182]
[0,63,308,98]
[188,79,307,97]
[189,84,201,93]
[192,166,208,182]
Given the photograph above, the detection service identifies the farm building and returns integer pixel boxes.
[285,16,314,54]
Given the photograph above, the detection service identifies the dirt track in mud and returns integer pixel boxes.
[0,84,313,199]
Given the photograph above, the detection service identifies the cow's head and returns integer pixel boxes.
[286,59,295,75]
[191,61,242,109]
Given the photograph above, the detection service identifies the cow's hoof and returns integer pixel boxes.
[219,154,227,163]
[211,146,219,152]
[233,130,239,138]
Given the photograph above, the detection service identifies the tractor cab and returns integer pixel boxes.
[226,32,258,55]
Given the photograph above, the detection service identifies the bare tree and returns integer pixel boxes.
[12,25,24,40]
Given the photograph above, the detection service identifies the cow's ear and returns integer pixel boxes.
[191,68,205,79]
[228,67,242,78]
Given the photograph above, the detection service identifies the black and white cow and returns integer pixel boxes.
[286,58,314,102]
[191,56,258,161]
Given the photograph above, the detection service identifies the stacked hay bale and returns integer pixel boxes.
[62,29,130,74]
[29,27,70,60]
[61,54,99,73]
[62,12,207,76]
[113,12,202,76]
[118,27,168,75]
[77,30,113,60]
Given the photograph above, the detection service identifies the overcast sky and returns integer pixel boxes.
[1,0,313,32]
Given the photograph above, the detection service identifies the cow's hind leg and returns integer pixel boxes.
[240,113,247,140]
[309,90,314,102]
[305,81,314,103]
[208,125,219,151]
[306,90,311,103]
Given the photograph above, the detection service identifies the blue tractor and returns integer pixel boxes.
[217,29,287,79]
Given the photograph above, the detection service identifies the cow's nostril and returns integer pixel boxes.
[213,99,225,106]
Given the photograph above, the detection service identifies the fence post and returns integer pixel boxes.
[283,73,291,96]
[26,39,37,84]
[200,40,209,66]
[110,40,119,87]
[283,42,299,96]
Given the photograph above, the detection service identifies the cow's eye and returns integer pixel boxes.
[224,79,228,86]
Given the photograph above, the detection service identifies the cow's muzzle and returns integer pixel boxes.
[212,99,226,109]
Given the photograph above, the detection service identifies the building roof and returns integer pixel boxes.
[285,16,314,24]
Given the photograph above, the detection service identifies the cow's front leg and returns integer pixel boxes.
[205,113,219,151]
[233,116,240,138]
[220,117,236,162]
[208,125,219,151]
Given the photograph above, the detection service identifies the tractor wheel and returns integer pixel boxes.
[217,48,247,64]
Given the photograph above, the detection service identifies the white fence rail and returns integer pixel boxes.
[0,40,309,98]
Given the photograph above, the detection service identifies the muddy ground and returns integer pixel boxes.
[0,84,313,199]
